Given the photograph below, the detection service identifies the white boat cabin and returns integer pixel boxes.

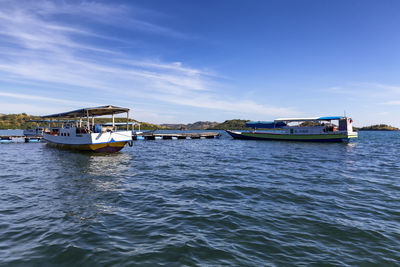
[246,116,355,135]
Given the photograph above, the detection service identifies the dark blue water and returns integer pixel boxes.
[1,131,399,266]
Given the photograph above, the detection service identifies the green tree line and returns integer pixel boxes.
[0,113,169,130]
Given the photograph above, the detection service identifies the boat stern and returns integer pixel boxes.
[346,131,358,139]
[89,130,132,152]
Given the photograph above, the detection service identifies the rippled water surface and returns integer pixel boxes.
[1,131,399,266]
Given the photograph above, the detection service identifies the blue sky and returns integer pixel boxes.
[0,0,399,126]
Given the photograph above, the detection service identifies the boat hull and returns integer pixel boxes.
[45,140,128,152]
[226,130,357,142]
[43,131,132,153]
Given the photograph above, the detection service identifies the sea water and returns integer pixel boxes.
[0,131,399,265]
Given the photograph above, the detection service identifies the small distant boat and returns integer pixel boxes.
[42,105,133,153]
[23,121,50,137]
[23,127,44,137]
[0,136,12,143]
[227,116,358,142]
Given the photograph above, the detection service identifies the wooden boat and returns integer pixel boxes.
[23,120,52,137]
[226,116,358,142]
[42,105,133,153]
[23,127,46,137]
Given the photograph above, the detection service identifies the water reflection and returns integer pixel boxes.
[345,142,357,151]
[43,147,134,223]
[2,132,399,265]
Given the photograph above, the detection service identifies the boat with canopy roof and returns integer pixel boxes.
[41,105,133,152]
[226,116,358,142]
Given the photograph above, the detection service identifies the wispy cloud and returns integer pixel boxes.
[0,0,297,122]
[382,100,400,105]
[0,91,99,107]
[322,82,400,99]
[150,92,298,117]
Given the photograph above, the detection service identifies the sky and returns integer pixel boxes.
[0,0,399,126]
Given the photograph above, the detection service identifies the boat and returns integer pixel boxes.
[23,120,51,137]
[41,105,133,152]
[0,136,12,143]
[226,116,358,142]
[23,127,45,137]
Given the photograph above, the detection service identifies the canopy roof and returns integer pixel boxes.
[42,105,130,119]
[102,122,139,126]
[274,116,344,122]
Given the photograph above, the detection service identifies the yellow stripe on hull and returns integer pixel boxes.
[46,141,128,153]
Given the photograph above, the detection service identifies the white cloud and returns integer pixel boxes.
[382,100,400,105]
[322,82,400,99]
[153,93,298,117]
[0,91,99,107]
[0,102,62,115]
[0,0,298,122]
[355,82,400,93]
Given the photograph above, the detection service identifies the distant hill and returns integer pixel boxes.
[357,124,399,131]
[161,121,219,130]
[0,113,169,130]
[0,113,41,129]
[207,119,251,130]
[137,122,169,130]
[0,114,251,131]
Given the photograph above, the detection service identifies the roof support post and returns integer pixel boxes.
[112,113,115,129]
[126,111,129,130]
[87,110,90,132]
